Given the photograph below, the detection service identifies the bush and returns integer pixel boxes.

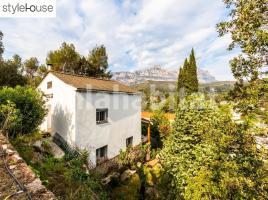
[0,101,20,138]
[150,110,171,149]
[0,86,46,136]
[160,95,268,199]
[119,145,147,168]
[12,137,110,200]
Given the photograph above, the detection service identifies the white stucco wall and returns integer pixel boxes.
[38,73,142,166]
[37,74,77,145]
[75,91,141,165]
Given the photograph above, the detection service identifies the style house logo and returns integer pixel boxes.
[0,0,56,18]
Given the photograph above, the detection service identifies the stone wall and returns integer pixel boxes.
[0,134,56,200]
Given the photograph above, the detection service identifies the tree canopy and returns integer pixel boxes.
[46,43,112,78]
[0,31,4,59]
[0,55,27,87]
[46,42,80,72]
[217,0,268,117]
[177,49,199,98]
[160,95,267,199]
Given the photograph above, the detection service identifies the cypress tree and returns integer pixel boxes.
[177,67,183,91]
[188,48,198,93]
[177,49,199,99]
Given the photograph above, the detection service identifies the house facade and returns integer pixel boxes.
[38,71,141,166]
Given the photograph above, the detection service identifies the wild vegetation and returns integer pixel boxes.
[0,0,267,199]
[0,86,46,137]
[160,95,267,199]
[0,32,113,199]
[0,32,112,89]
[132,80,235,111]
[46,43,112,78]
[10,132,110,200]
[217,0,268,118]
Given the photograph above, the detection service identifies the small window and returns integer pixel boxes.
[126,136,133,147]
[96,145,108,164]
[47,81,52,89]
[96,109,108,124]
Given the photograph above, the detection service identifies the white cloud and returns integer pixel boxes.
[0,0,236,80]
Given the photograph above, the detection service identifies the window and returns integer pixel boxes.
[126,136,133,147]
[96,145,108,164]
[47,81,52,89]
[96,109,108,124]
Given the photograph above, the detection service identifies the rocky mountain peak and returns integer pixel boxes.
[113,66,216,85]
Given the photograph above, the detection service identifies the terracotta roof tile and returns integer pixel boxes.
[141,111,175,121]
[50,71,139,94]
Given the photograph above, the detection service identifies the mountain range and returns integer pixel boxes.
[112,66,216,85]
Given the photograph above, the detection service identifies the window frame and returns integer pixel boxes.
[96,145,108,165]
[126,136,133,148]
[96,108,108,124]
[47,81,52,89]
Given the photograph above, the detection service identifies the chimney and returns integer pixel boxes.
[47,63,53,71]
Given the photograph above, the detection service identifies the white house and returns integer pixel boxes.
[38,71,141,166]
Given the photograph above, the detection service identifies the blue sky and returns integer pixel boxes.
[0,0,239,80]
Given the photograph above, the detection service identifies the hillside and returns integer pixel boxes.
[131,80,235,94]
[113,66,216,85]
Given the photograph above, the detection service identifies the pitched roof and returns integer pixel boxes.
[141,111,175,121]
[50,71,139,94]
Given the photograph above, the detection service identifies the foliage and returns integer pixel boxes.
[0,101,20,139]
[150,110,171,149]
[87,45,112,78]
[228,79,267,118]
[111,173,141,200]
[46,42,80,72]
[0,86,46,136]
[177,49,199,98]
[12,130,43,144]
[144,89,152,111]
[0,55,27,87]
[160,95,267,199]
[0,32,45,87]
[0,31,3,59]
[12,133,110,200]
[46,42,112,78]
[161,95,175,112]
[188,49,199,93]
[23,57,47,86]
[24,57,39,78]
[217,0,268,117]
[119,145,147,168]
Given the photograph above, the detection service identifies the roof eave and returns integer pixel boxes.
[75,88,141,95]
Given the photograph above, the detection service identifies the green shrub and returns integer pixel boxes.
[160,95,268,199]
[0,101,20,138]
[0,86,46,136]
[33,152,109,200]
[119,145,147,167]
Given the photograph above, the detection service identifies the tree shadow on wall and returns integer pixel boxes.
[52,105,74,147]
